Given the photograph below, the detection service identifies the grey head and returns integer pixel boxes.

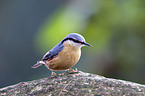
[61,33,91,47]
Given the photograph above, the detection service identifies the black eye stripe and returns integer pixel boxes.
[61,38,84,44]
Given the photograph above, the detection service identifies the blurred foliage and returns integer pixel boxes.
[35,0,145,84]
[35,0,98,51]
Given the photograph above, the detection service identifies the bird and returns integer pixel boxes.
[32,33,91,76]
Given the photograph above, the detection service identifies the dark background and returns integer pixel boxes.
[0,0,145,88]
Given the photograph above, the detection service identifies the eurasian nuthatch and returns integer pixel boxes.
[32,33,91,76]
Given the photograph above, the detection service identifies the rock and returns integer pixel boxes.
[0,71,145,95]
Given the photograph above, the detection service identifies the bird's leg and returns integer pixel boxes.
[69,68,75,71]
[68,68,78,73]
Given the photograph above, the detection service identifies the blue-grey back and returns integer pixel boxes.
[42,42,64,60]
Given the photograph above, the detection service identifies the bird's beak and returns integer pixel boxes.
[84,42,91,46]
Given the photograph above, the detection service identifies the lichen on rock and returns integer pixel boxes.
[0,71,145,95]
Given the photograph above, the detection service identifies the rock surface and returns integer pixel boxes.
[0,71,145,96]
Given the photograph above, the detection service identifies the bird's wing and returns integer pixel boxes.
[42,43,64,60]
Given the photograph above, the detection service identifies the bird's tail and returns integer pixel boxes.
[31,60,45,68]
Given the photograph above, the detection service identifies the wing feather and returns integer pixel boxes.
[42,43,64,60]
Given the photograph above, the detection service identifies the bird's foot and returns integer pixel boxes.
[68,68,79,74]
[51,71,56,77]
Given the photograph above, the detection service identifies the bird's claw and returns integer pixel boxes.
[51,71,56,77]
[68,68,79,74]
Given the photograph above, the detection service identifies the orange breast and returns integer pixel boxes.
[45,41,81,71]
